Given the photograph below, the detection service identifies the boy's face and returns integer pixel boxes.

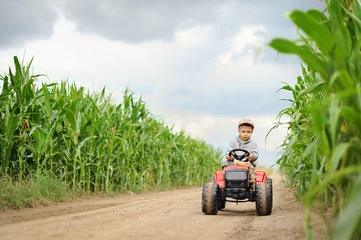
[238,125,253,142]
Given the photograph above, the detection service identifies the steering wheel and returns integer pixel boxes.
[228,148,250,162]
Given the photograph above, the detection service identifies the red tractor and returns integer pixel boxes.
[202,148,273,215]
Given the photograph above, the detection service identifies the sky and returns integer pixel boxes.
[0,0,326,168]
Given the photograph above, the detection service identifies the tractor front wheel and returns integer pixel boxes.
[202,181,219,215]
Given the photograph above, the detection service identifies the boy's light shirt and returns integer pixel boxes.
[225,135,259,162]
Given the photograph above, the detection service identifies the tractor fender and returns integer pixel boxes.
[214,170,225,188]
[255,170,266,183]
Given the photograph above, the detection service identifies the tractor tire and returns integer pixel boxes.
[202,181,219,215]
[265,177,273,214]
[255,177,273,216]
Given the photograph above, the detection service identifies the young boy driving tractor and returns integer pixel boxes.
[202,118,272,216]
[221,118,258,186]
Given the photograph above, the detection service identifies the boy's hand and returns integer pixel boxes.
[248,154,252,161]
[226,155,233,161]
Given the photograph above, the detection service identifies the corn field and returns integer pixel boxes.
[268,0,361,239]
[0,56,222,193]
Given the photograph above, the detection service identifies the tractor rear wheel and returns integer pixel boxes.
[255,177,273,215]
[265,177,273,214]
[202,181,219,215]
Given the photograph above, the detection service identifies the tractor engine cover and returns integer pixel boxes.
[224,168,249,199]
[225,168,248,188]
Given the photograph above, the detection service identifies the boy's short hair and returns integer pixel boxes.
[238,118,254,129]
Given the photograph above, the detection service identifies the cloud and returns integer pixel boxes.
[58,0,325,44]
[0,0,325,50]
[0,17,176,89]
[59,0,222,43]
[175,25,213,47]
[129,24,301,117]
[0,0,61,49]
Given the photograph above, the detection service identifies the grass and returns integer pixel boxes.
[0,175,69,210]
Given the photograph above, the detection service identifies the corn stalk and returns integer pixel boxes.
[0,56,222,195]
[268,0,361,239]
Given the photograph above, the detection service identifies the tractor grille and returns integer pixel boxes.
[225,169,248,188]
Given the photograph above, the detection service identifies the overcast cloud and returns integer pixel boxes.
[0,0,60,48]
[0,0,325,167]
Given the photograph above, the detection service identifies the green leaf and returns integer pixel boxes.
[32,127,45,153]
[269,38,328,78]
[276,82,294,93]
[269,38,300,54]
[297,82,324,99]
[336,24,352,59]
[332,173,361,240]
[340,106,361,131]
[351,0,361,39]
[289,10,335,54]
[328,99,340,147]
[306,9,329,24]
[329,143,349,173]
[329,70,353,89]
[302,138,318,159]
[297,45,328,78]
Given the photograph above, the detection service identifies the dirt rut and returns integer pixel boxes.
[0,174,329,240]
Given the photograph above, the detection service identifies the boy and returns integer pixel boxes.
[221,118,258,169]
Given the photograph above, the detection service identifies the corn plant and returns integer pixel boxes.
[268,0,361,239]
[0,56,222,195]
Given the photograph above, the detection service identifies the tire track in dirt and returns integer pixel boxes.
[0,174,329,240]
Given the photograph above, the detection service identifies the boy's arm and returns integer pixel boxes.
[225,139,237,160]
[250,142,259,162]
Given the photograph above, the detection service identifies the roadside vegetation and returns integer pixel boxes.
[0,56,222,209]
[268,0,361,239]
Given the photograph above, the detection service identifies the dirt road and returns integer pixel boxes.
[0,174,329,240]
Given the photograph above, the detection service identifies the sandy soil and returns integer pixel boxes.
[0,174,330,240]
